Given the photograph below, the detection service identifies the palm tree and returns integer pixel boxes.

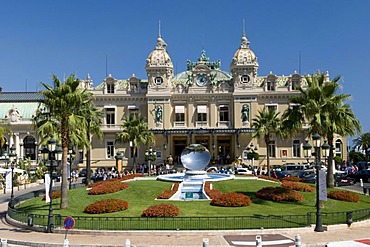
[282,72,361,188]
[251,108,283,177]
[116,115,155,173]
[34,74,95,209]
[353,132,370,161]
[78,103,103,185]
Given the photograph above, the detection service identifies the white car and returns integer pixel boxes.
[235,167,253,175]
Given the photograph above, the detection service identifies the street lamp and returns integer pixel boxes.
[145,147,156,176]
[115,151,123,175]
[303,133,330,232]
[8,145,17,208]
[41,137,62,233]
[68,147,76,190]
[303,140,312,164]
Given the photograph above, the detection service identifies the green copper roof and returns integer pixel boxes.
[0,102,39,119]
[0,92,43,102]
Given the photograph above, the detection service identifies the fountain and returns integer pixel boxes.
[157,144,234,200]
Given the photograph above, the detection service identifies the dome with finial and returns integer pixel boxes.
[146,22,173,68]
[231,33,258,66]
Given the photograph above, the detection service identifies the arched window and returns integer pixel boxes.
[335,139,343,157]
[23,136,36,160]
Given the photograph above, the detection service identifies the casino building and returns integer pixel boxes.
[0,29,347,172]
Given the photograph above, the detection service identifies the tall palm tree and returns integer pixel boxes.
[282,72,361,188]
[34,74,94,208]
[353,132,370,161]
[251,108,283,177]
[78,103,103,185]
[116,115,155,173]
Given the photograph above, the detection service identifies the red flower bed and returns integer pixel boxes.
[88,180,129,195]
[281,180,314,192]
[157,183,180,199]
[204,182,222,199]
[84,199,128,214]
[255,186,303,202]
[42,191,61,200]
[210,192,252,207]
[257,175,280,183]
[205,182,251,207]
[141,203,180,217]
[328,190,360,202]
[281,176,302,182]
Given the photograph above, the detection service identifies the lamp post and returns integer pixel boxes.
[312,133,323,232]
[145,147,156,176]
[41,137,62,233]
[68,147,76,190]
[114,151,123,175]
[8,145,17,208]
[303,133,330,232]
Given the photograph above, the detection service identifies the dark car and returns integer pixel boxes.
[82,174,105,184]
[79,168,87,177]
[334,173,356,186]
[348,169,370,183]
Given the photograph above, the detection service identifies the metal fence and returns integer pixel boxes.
[7,188,370,231]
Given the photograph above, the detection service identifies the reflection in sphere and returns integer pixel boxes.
[181,144,211,171]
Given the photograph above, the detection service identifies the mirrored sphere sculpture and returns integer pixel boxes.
[181,144,211,171]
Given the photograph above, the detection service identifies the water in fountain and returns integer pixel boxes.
[157,144,234,200]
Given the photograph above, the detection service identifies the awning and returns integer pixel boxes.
[128,105,138,110]
[175,105,184,113]
[197,105,207,113]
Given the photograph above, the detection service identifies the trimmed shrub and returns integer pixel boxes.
[255,186,304,202]
[281,180,314,192]
[88,180,129,195]
[156,183,180,199]
[84,199,128,214]
[141,203,180,217]
[42,191,61,200]
[210,192,252,207]
[328,190,360,202]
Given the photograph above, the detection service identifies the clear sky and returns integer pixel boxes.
[1,0,369,142]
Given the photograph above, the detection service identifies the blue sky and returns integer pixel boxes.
[1,0,369,142]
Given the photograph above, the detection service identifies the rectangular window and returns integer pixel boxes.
[219,106,229,121]
[267,81,275,91]
[269,140,276,157]
[292,80,299,90]
[266,105,277,112]
[107,83,115,94]
[106,141,114,159]
[106,108,115,125]
[175,106,185,122]
[129,109,139,118]
[197,105,207,121]
[293,140,301,157]
[78,150,84,163]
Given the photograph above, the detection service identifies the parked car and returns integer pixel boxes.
[235,167,253,175]
[334,173,356,187]
[348,169,370,183]
[79,168,87,177]
[82,173,105,184]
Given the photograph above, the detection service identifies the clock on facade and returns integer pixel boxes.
[196,74,208,87]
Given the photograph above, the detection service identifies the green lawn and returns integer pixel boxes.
[16,179,370,218]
